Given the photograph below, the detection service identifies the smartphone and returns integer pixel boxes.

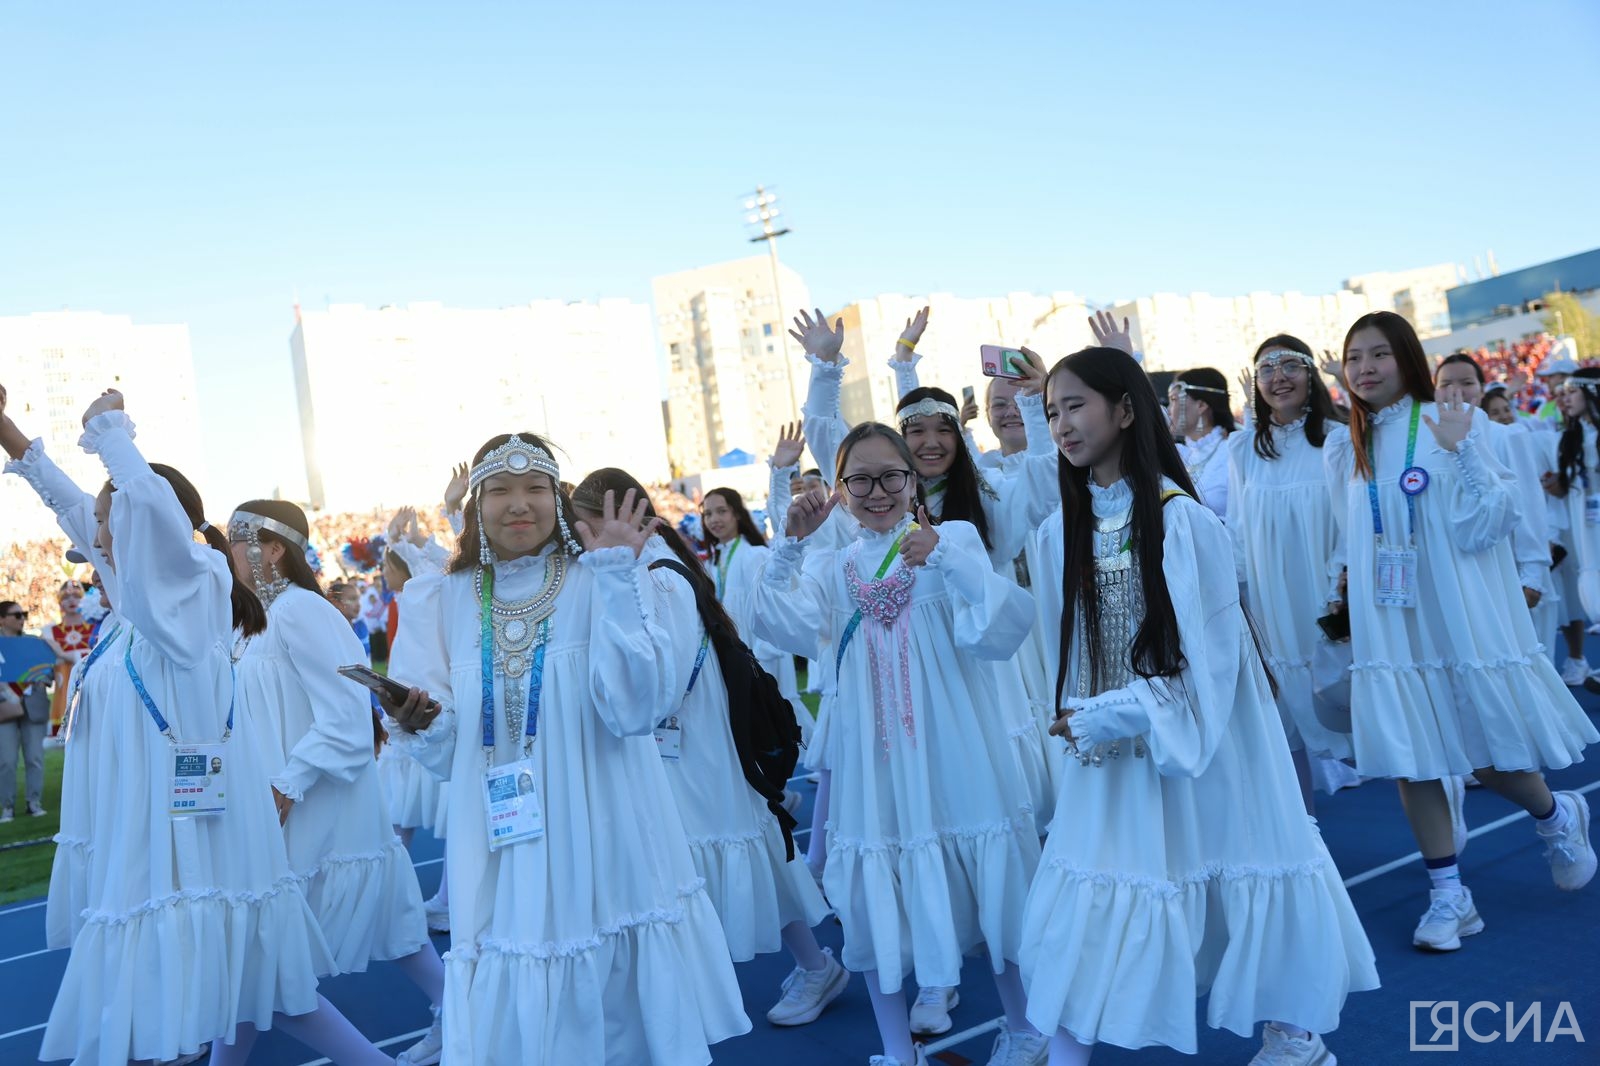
[961,385,976,408]
[338,664,440,711]
[1315,611,1351,643]
[980,344,1027,379]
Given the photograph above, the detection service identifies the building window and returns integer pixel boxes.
[762,323,773,336]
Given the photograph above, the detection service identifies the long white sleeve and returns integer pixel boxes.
[1226,433,1250,586]
[889,354,921,399]
[928,520,1034,660]
[585,547,683,738]
[749,537,835,659]
[4,438,122,607]
[767,461,797,539]
[1323,429,1355,603]
[382,569,458,781]
[80,413,230,670]
[1484,423,1549,588]
[1443,425,1519,553]
[1018,391,1056,457]
[271,592,385,802]
[1066,497,1253,779]
[802,355,851,486]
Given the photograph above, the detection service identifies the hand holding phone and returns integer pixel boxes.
[338,664,441,731]
[980,345,1027,379]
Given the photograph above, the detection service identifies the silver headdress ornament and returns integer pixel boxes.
[468,435,581,565]
[228,509,308,607]
[1255,348,1315,367]
[897,398,961,426]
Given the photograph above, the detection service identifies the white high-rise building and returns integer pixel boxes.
[291,300,669,512]
[0,311,205,542]
[654,256,811,475]
[1345,263,1463,339]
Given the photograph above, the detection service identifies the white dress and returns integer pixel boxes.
[1020,481,1378,1052]
[385,546,749,1066]
[709,535,815,748]
[648,542,830,960]
[750,516,1041,992]
[20,413,331,1065]
[1178,426,1230,519]
[381,572,452,835]
[1227,420,1354,759]
[1326,398,1598,779]
[1560,421,1600,623]
[235,584,430,974]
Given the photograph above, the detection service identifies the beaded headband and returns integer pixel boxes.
[228,510,311,552]
[1254,349,1315,367]
[469,435,561,491]
[1170,382,1229,397]
[897,398,961,425]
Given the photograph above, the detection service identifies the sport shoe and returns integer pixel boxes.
[783,789,803,817]
[423,894,450,934]
[1537,791,1596,891]
[986,1026,1049,1065]
[0,808,12,824]
[767,947,848,1026]
[868,1049,928,1066]
[1250,1025,1336,1065]
[26,801,46,817]
[1444,776,1468,858]
[909,985,959,1036]
[1412,887,1484,951]
[1560,657,1590,686]
[395,1008,442,1066]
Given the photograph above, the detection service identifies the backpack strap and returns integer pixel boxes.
[1160,488,1187,505]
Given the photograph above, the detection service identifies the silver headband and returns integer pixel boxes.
[1255,349,1314,367]
[1171,382,1229,397]
[228,510,310,552]
[897,398,961,425]
[469,434,561,490]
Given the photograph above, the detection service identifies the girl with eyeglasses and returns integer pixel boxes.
[751,422,1043,1066]
[1225,335,1354,814]
[1168,367,1235,519]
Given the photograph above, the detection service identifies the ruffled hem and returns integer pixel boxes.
[295,839,428,973]
[686,818,830,962]
[1019,854,1378,1053]
[1350,655,1597,779]
[442,881,749,1065]
[42,877,329,1063]
[45,835,93,950]
[826,812,1039,990]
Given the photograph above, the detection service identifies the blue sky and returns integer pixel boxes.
[3,1,1597,505]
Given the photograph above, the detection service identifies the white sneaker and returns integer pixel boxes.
[1412,887,1484,951]
[766,947,849,1026]
[1444,776,1468,858]
[395,1008,443,1066]
[1537,791,1596,891]
[986,1026,1049,1066]
[1250,1025,1336,1065]
[909,985,959,1036]
[26,801,46,817]
[782,789,803,817]
[1560,657,1590,686]
[423,894,450,934]
[0,808,12,824]
[868,1050,928,1066]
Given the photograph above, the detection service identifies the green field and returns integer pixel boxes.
[0,745,64,905]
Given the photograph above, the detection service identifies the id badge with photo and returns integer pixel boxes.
[482,758,545,851]
[1585,495,1600,527]
[170,743,228,816]
[654,716,683,761]
[1375,548,1419,609]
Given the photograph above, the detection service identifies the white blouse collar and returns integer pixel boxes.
[1087,476,1134,518]
[1369,394,1417,426]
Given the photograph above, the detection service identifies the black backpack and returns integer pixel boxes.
[649,559,804,859]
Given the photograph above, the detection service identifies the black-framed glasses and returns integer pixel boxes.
[841,469,913,498]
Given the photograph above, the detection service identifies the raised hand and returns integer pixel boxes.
[1423,387,1474,453]
[386,508,408,545]
[573,488,659,557]
[788,308,845,364]
[1088,311,1133,356]
[443,462,469,514]
[897,306,931,355]
[406,508,425,546]
[772,421,806,468]
[81,389,125,427]
[958,394,979,425]
[785,487,839,540]
[1015,347,1048,397]
[899,505,940,566]
[1319,352,1346,389]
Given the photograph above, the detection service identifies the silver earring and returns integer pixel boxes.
[477,518,493,568]
[556,501,582,555]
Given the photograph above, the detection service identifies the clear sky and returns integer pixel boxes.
[3,1,1597,507]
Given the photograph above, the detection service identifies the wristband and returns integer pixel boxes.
[897,338,917,351]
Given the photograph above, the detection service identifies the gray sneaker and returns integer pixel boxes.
[909,985,959,1035]
[1538,791,1596,891]
[1412,887,1483,951]
[766,947,848,1026]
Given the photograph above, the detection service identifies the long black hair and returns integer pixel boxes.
[1251,333,1345,460]
[704,487,767,549]
[833,422,928,519]
[106,464,267,637]
[1343,311,1435,481]
[896,386,994,550]
[1047,348,1197,705]
[234,499,321,594]
[1557,367,1600,493]
[572,467,741,641]
[447,432,582,574]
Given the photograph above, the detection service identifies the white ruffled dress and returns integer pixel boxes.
[1226,420,1354,759]
[380,572,452,835]
[648,541,830,960]
[710,534,816,748]
[1021,480,1378,1052]
[20,414,331,1065]
[750,516,1041,993]
[1326,398,1598,779]
[235,584,430,973]
[385,547,749,1066]
[1179,425,1230,519]
[1560,421,1600,622]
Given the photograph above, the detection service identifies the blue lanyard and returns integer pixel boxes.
[1367,401,1422,545]
[684,636,710,696]
[124,637,234,744]
[714,539,739,601]
[478,567,549,756]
